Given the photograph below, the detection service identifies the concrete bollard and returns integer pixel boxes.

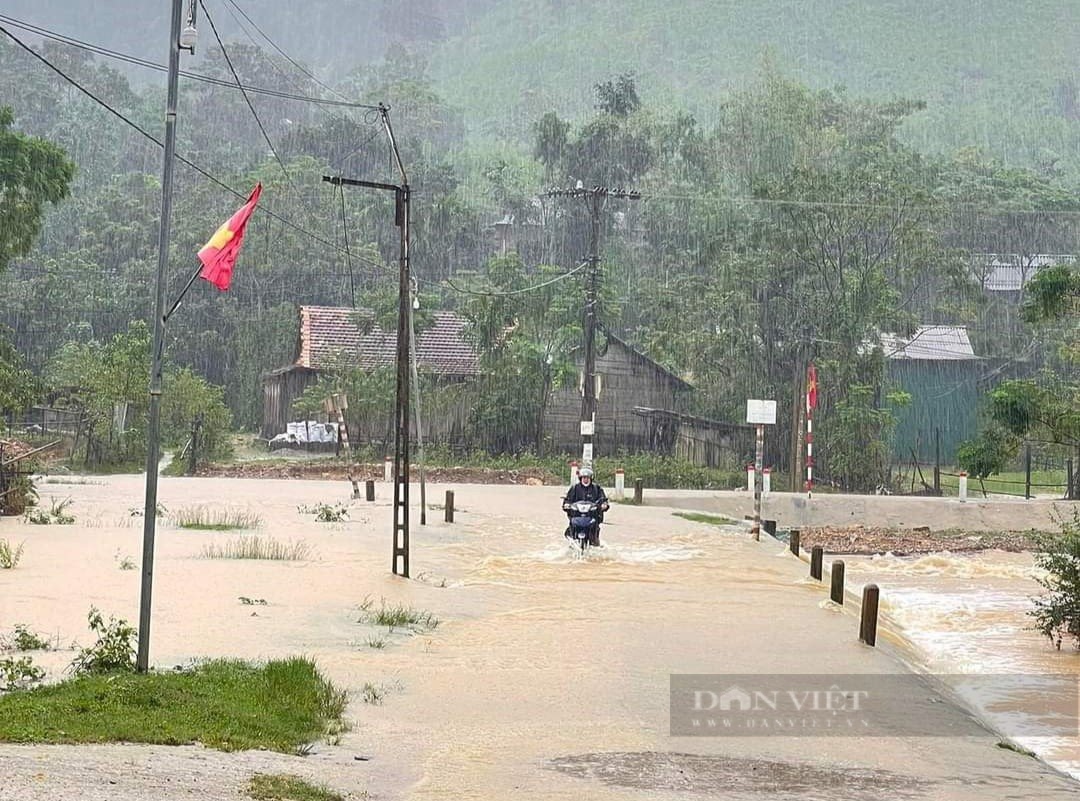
[746,464,755,492]
[859,584,880,646]
[958,471,968,503]
[384,456,392,483]
[810,546,823,581]
[614,468,625,500]
[789,528,800,556]
[830,560,846,605]
[570,460,579,486]
[350,477,361,499]
[763,519,777,537]
[365,479,375,502]
[444,490,455,523]
[634,479,644,505]
[763,467,772,494]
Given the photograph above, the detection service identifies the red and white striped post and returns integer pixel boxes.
[384,455,393,483]
[569,460,579,487]
[614,467,625,500]
[806,363,817,499]
[746,463,755,492]
[763,467,772,495]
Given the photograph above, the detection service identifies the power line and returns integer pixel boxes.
[0,21,389,275]
[444,260,589,297]
[197,0,298,202]
[0,13,377,109]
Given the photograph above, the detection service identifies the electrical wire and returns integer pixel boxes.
[0,13,377,109]
[444,261,589,297]
[197,0,299,203]
[0,21,390,275]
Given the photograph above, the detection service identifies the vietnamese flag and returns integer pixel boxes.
[806,362,818,411]
[197,183,262,291]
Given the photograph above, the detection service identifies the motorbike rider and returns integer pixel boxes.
[562,466,609,546]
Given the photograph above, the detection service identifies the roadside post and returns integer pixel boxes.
[958,471,968,503]
[746,399,777,541]
[614,468,625,500]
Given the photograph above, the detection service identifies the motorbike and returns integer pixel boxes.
[564,500,602,551]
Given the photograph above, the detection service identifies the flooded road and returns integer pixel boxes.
[2,477,1079,799]
[840,550,1080,781]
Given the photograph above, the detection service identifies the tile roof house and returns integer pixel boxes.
[261,306,479,438]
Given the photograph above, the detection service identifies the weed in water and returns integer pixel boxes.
[128,503,167,518]
[0,656,44,691]
[0,540,25,569]
[0,658,348,753]
[360,600,440,632]
[202,536,313,561]
[359,682,386,705]
[68,607,136,675]
[365,637,386,650]
[239,597,269,606]
[297,503,349,523]
[3,625,51,652]
[172,505,262,531]
[25,497,74,525]
[114,550,137,571]
[247,773,344,801]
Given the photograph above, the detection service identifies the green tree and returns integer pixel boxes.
[0,106,75,271]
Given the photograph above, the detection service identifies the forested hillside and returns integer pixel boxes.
[0,1,1076,487]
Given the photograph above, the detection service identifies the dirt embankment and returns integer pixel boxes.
[196,460,563,486]
[796,525,1042,555]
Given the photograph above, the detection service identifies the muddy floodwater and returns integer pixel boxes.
[841,550,1080,781]
[1,476,1078,800]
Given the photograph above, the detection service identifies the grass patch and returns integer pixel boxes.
[895,466,1068,497]
[297,503,349,523]
[359,598,439,632]
[0,658,347,752]
[25,497,74,525]
[248,774,344,801]
[173,505,262,531]
[0,539,25,569]
[42,477,103,485]
[364,636,386,650]
[202,536,313,561]
[674,512,740,526]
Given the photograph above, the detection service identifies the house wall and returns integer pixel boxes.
[889,360,982,463]
[262,368,319,439]
[545,340,688,455]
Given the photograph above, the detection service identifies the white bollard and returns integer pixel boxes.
[614,468,625,500]
[763,467,772,495]
[570,461,579,486]
[384,455,392,483]
[959,471,968,503]
[746,464,755,492]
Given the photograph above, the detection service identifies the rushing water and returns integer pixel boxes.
[840,551,1080,780]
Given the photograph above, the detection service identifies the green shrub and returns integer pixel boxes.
[69,608,136,675]
[1031,512,1080,650]
[172,505,261,530]
[202,536,312,561]
[3,625,50,652]
[25,497,74,525]
[0,656,44,691]
[298,503,349,523]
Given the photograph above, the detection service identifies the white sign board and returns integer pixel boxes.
[580,420,595,436]
[746,399,777,425]
[582,443,594,464]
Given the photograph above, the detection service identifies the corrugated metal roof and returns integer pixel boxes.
[880,325,978,361]
[973,254,1076,292]
[296,306,480,376]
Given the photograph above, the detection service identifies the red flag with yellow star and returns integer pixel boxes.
[197,183,262,291]
[806,362,818,411]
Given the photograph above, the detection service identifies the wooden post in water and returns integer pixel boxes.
[763,519,777,537]
[859,584,880,646]
[365,479,375,502]
[444,490,455,523]
[1025,444,1033,500]
[830,560,845,605]
[810,546,823,580]
[634,479,643,505]
[789,528,800,556]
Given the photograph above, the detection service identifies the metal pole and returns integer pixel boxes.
[933,427,941,495]
[581,193,601,468]
[751,423,764,540]
[1025,443,1032,500]
[137,0,185,673]
[391,184,411,577]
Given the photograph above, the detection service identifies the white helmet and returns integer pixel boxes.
[579,467,594,478]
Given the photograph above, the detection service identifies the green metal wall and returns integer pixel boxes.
[888,360,982,463]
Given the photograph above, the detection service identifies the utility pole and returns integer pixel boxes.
[323,105,411,577]
[137,0,196,674]
[545,185,639,468]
